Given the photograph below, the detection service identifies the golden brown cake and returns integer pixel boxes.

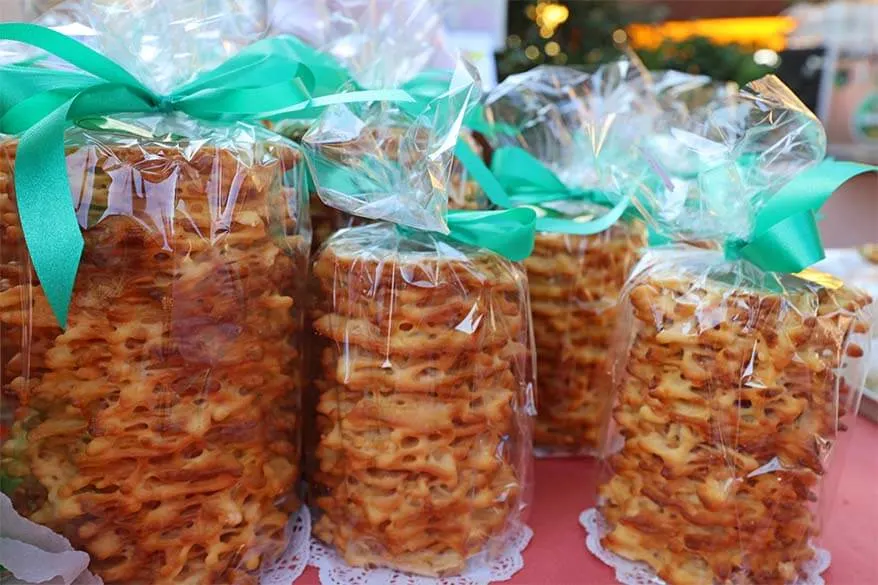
[309,224,532,577]
[0,116,308,585]
[597,264,872,585]
[527,219,646,455]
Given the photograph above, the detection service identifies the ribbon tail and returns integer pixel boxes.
[15,99,84,327]
[535,195,631,236]
[736,211,825,273]
[446,208,537,261]
[453,140,519,209]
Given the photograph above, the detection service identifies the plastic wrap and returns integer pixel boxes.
[309,223,533,577]
[479,63,650,456]
[0,5,309,585]
[302,56,536,576]
[269,0,486,252]
[595,74,875,585]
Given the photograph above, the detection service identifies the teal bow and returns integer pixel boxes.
[724,158,877,272]
[0,22,413,327]
[454,142,635,235]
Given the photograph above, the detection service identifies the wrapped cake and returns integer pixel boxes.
[0,3,339,583]
[475,63,650,455]
[302,62,536,577]
[595,73,875,585]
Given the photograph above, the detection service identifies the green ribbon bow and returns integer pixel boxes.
[0,22,413,327]
[298,68,537,260]
[724,158,877,273]
[454,142,634,235]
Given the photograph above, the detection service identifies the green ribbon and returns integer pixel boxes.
[724,158,877,272]
[0,22,413,327]
[296,68,537,260]
[455,142,634,235]
[445,207,536,261]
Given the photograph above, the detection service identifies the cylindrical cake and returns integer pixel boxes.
[598,261,873,585]
[0,116,308,585]
[527,218,646,455]
[309,223,533,577]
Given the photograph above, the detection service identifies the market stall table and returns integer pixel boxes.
[297,418,878,585]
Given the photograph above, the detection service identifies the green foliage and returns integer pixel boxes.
[638,37,776,85]
[498,2,777,86]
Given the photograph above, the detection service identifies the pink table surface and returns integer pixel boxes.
[297,418,878,585]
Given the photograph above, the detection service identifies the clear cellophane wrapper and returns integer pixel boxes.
[595,74,875,585]
[309,223,534,577]
[302,62,535,576]
[269,0,487,252]
[481,63,650,456]
[280,124,489,253]
[0,4,310,585]
[0,114,310,585]
[599,249,873,585]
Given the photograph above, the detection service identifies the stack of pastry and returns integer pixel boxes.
[0,128,307,585]
[309,225,532,577]
[527,220,646,455]
[598,269,872,585]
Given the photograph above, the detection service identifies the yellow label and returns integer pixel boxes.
[795,268,844,290]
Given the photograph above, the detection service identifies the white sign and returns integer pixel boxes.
[443,0,507,51]
[447,30,498,88]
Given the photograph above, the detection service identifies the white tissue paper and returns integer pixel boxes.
[0,493,103,585]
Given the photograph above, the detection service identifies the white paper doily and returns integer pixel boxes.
[580,508,831,585]
[259,506,312,584]
[308,525,533,585]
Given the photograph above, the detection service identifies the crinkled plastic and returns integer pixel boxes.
[0,0,269,91]
[309,222,534,577]
[632,72,827,242]
[269,0,454,89]
[598,247,873,585]
[594,74,874,585]
[0,4,308,584]
[303,59,480,233]
[270,0,481,250]
[479,63,650,456]
[1,113,310,585]
[483,62,652,193]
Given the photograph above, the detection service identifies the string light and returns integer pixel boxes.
[554,53,568,65]
[507,34,522,48]
[612,29,628,44]
[534,2,569,38]
[545,41,561,57]
[525,45,541,60]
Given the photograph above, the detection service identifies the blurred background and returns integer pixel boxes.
[3,0,876,245]
[446,0,878,247]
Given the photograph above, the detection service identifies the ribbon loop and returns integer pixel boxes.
[0,22,413,327]
[446,208,537,262]
[721,159,877,273]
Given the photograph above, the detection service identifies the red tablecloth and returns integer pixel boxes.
[298,418,878,585]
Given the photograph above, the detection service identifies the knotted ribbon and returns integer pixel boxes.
[454,142,635,235]
[724,158,877,273]
[0,22,413,327]
[301,67,538,261]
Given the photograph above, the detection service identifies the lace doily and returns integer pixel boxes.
[259,506,312,584]
[308,525,533,585]
[580,508,831,585]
